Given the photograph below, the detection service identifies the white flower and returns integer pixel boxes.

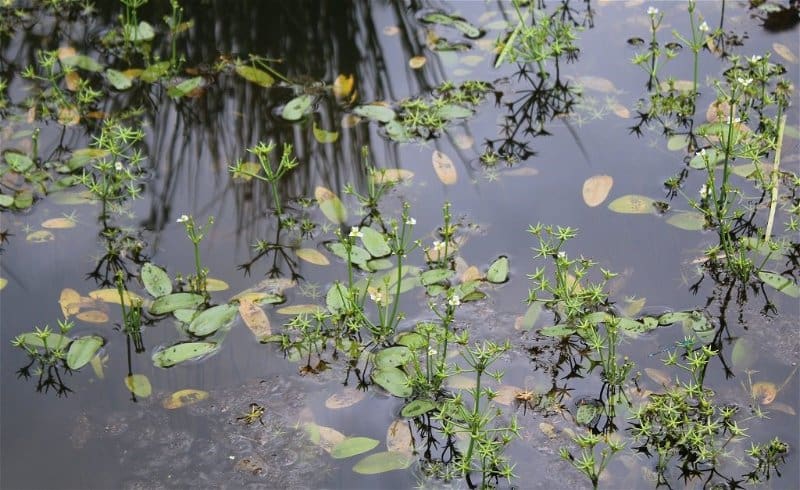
[176,214,189,223]
[647,6,659,16]
[737,77,753,87]
[369,289,385,305]
[557,251,567,259]
[349,226,363,238]
[699,184,709,198]
[698,21,709,32]
[405,217,416,226]
[114,161,124,172]
[432,240,445,251]
[448,295,461,307]
[427,347,438,356]
[749,55,762,63]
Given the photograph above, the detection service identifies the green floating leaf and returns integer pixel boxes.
[538,325,576,337]
[689,148,724,169]
[360,227,391,257]
[486,256,509,283]
[315,186,347,224]
[0,194,14,207]
[437,104,473,120]
[105,68,132,90]
[173,308,198,324]
[420,268,454,286]
[234,64,274,87]
[122,21,155,42]
[666,134,690,152]
[681,312,715,344]
[401,399,436,418]
[515,302,542,331]
[66,335,104,370]
[331,437,380,459]
[141,263,172,298]
[575,400,602,426]
[421,12,455,25]
[18,332,70,351]
[461,290,486,302]
[188,304,238,336]
[758,271,800,298]
[352,451,412,475]
[375,346,413,368]
[140,61,171,83]
[167,76,203,98]
[607,195,657,214]
[313,123,339,144]
[326,282,348,313]
[353,104,396,123]
[152,341,218,368]
[732,338,757,371]
[4,151,34,173]
[366,258,394,271]
[666,211,705,231]
[395,332,426,350]
[384,120,412,142]
[282,94,314,121]
[452,19,481,38]
[124,374,152,397]
[372,367,412,397]
[328,243,371,266]
[657,310,694,325]
[62,54,103,72]
[150,292,205,315]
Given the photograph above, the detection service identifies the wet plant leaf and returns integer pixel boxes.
[325,388,366,409]
[607,195,656,214]
[370,168,414,185]
[173,309,198,324]
[105,68,132,90]
[395,332,426,350]
[582,175,613,207]
[90,353,107,379]
[366,258,394,271]
[514,302,542,331]
[432,150,457,185]
[122,21,155,41]
[437,104,473,120]
[315,186,347,224]
[622,297,646,317]
[18,332,70,350]
[420,268,454,286]
[276,304,323,315]
[400,399,436,418]
[59,288,81,317]
[282,94,314,121]
[167,76,203,98]
[150,292,205,315]
[140,62,171,83]
[352,451,412,474]
[238,298,271,340]
[333,74,355,99]
[667,134,690,152]
[141,263,172,297]
[124,374,152,397]
[409,56,426,69]
[689,148,725,169]
[773,42,798,63]
[758,271,800,298]
[312,123,339,143]
[486,256,509,283]
[204,278,229,292]
[666,211,705,231]
[372,367,412,397]
[645,367,671,386]
[326,282,348,313]
[732,338,757,371]
[296,248,330,266]
[386,419,414,455]
[76,310,109,323]
[751,381,778,405]
[5,151,33,173]
[539,325,576,337]
[375,346,413,368]
[657,310,695,325]
[61,54,103,72]
[162,388,209,409]
[328,242,370,265]
[41,217,76,229]
[26,230,54,243]
[575,400,602,426]
[234,64,274,87]
[188,304,238,336]
[0,195,13,208]
[89,288,144,306]
[360,227,391,257]
[66,335,104,370]
[304,422,346,454]
[353,104,395,123]
[152,341,218,368]
[331,437,380,459]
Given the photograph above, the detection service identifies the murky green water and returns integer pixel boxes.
[2,1,798,488]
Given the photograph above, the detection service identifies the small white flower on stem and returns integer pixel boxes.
[405,217,416,226]
[737,77,753,87]
[349,226,363,238]
[433,240,445,252]
[427,347,437,356]
[749,55,762,63]
[114,161,124,172]
[700,184,709,198]
[647,6,659,16]
[369,289,385,305]
[698,21,709,32]
[448,295,461,307]
[176,215,189,223]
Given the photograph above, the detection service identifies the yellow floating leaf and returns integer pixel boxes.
[325,388,366,409]
[89,353,107,379]
[304,422,346,454]
[409,56,427,69]
[88,288,145,306]
[386,419,413,455]
[645,367,671,386]
[610,102,630,118]
[460,266,483,283]
[341,113,361,128]
[773,42,798,63]
[333,74,355,99]
[122,68,143,79]
[315,185,348,224]
[582,175,613,207]
[607,194,656,214]
[575,76,619,94]
[58,106,80,126]
[124,374,152,398]
[65,71,81,92]
[0,277,7,290]
[751,381,778,405]
[238,298,271,340]
[59,288,82,317]
[370,168,414,185]
[204,277,229,292]
[296,248,330,266]
[432,150,457,185]
[76,310,109,323]
[162,388,209,409]
[26,230,55,243]
[276,304,323,315]
[42,217,77,229]
[313,123,339,144]
[57,46,77,60]
[706,99,730,123]
[454,134,474,149]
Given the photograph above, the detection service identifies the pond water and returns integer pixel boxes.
[1,0,799,488]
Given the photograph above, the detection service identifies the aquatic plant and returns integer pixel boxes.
[176,213,214,296]
[229,142,299,216]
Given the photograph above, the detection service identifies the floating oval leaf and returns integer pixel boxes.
[370,168,414,185]
[331,437,380,459]
[333,74,355,99]
[18,332,70,350]
[167,76,203,98]
[326,282,349,313]
[66,335,104,370]
[313,123,339,143]
[386,419,414,455]
[514,302,542,331]
[141,263,172,298]
[401,399,436,418]
[372,367,412,397]
[26,230,53,242]
[773,42,798,63]
[353,104,395,123]
[5,151,34,173]
[296,248,330,266]
[375,346,413,368]
[437,104,473,120]
[582,175,613,207]
[758,271,800,298]
[539,325,576,337]
[59,288,81,317]
[360,227,391,257]
[234,64,274,87]
[432,150,457,185]
[420,268,454,286]
[204,278,229,292]
[152,341,218,368]
[327,242,370,265]
[89,288,144,306]
[188,304,238,336]
[409,56,426,69]
[61,54,103,72]
[304,423,346,454]
[41,217,76,229]
[396,331,427,350]
[282,94,314,121]
[325,388,366,409]
[608,195,656,214]
[105,69,132,90]
[667,134,690,152]
[162,388,209,409]
[353,451,412,474]
[657,310,694,325]
[124,374,152,397]
[645,367,671,386]
[139,62,170,83]
[666,211,705,231]
[486,256,509,283]
[173,308,198,324]
[315,186,348,224]
[76,310,109,323]
[238,298,271,340]
[276,304,323,315]
[575,400,602,426]
[149,292,205,315]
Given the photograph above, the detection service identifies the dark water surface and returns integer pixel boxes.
[1,1,799,489]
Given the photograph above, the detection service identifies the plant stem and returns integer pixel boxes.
[764,114,786,242]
